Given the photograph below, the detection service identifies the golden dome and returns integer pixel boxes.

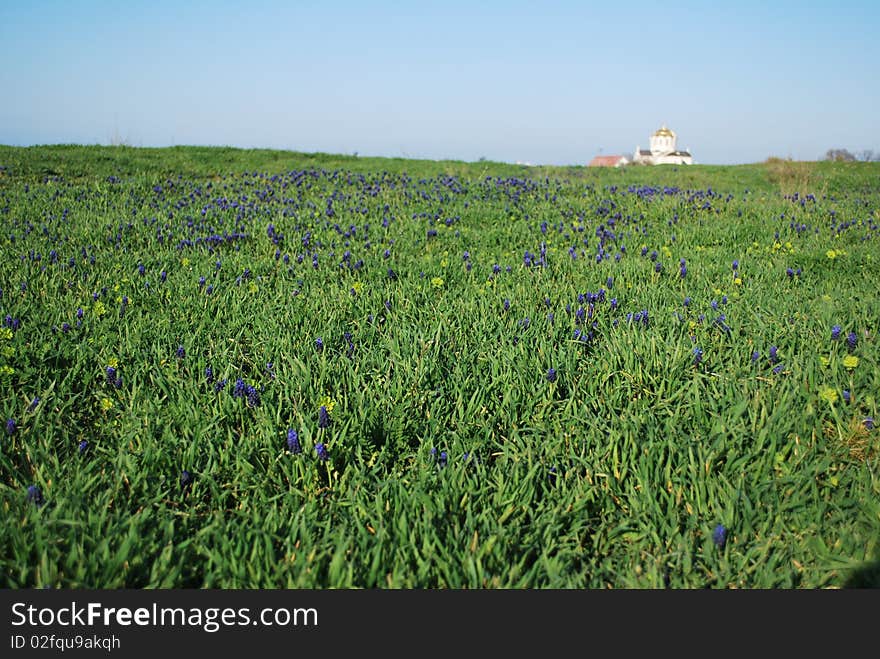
[653,125,675,137]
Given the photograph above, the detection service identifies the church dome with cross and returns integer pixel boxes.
[634,124,693,165]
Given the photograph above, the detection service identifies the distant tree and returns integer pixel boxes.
[858,149,879,162]
[825,148,856,162]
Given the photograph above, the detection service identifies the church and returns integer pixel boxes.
[632,125,693,165]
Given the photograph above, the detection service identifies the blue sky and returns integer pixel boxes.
[2,0,877,165]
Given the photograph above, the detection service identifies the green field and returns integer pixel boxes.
[1,145,878,588]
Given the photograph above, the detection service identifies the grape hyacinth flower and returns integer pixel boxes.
[692,347,704,366]
[315,337,324,352]
[315,442,329,462]
[5,418,15,435]
[245,384,261,408]
[712,524,727,549]
[831,325,841,341]
[546,368,557,383]
[842,390,851,403]
[286,429,302,454]
[769,346,779,364]
[180,470,194,493]
[176,345,185,359]
[846,331,858,352]
[233,378,246,398]
[864,417,875,431]
[78,439,89,454]
[318,405,330,429]
[28,397,40,412]
[26,484,44,506]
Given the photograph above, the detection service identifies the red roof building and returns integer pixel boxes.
[588,155,629,167]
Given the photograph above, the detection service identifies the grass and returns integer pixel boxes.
[1,145,878,588]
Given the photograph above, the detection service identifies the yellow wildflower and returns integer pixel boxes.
[318,395,336,414]
[431,277,444,288]
[351,281,364,295]
[734,277,742,286]
[100,398,114,412]
[0,327,12,340]
[826,249,837,259]
[93,301,106,317]
[842,355,859,370]
[818,386,838,404]
[107,357,118,369]
[819,356,830,368]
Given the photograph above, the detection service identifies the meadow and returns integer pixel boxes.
[1,146,878,588]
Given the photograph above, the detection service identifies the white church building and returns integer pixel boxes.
[633,125,693,165]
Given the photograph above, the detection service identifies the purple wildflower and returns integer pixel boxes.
[286,429,302,454]
[318,405,330,429]
[26,484,44,506]
[846,332,858,352]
